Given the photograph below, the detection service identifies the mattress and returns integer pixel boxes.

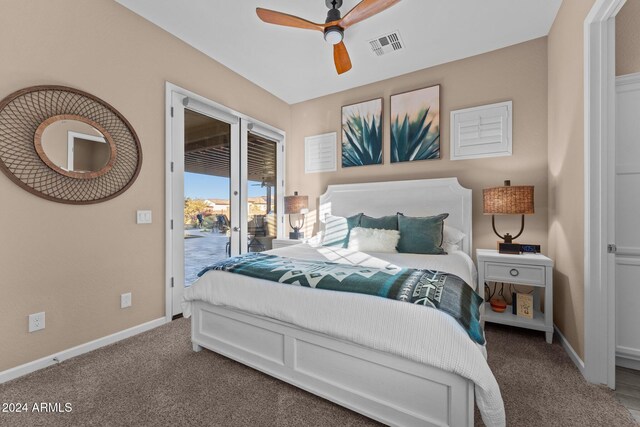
[182,244,504,426]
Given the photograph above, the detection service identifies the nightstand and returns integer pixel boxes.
[476,249,554,343]
[272,238,307,249]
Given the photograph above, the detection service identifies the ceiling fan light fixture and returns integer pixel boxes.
[256,0,401,74]
[324,26,343,45]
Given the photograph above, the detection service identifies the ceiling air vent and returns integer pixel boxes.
[368,31,404,56]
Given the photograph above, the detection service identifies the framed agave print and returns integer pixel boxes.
[341,98,383,167]
[391,85,440,163]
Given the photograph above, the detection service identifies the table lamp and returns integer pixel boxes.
[284,191,309,239]
[483,180,534,253]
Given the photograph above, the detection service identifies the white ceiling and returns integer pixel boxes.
[116,0,562,104]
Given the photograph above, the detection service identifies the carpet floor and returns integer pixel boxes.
[0,318,636,427]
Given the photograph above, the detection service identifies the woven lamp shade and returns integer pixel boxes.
[284,193,308,214]
[483,182,534,215]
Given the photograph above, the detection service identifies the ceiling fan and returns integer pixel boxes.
[256,0,401,75]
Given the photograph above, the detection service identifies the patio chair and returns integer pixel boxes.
[216,215,230,233]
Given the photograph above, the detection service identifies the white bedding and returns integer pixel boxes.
[182,244,505,426]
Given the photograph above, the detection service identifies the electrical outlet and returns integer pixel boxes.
[120,293,132,309]
[28,312,45,332]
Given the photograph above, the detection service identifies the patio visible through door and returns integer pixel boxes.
[183,110,232,287]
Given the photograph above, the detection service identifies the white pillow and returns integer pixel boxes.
[443,225,466,252]
[347,227,400,253]
[443,242,459,254]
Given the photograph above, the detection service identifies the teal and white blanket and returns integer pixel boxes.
[198,253,484,345]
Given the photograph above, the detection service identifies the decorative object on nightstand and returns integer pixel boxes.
[477,249,554,343]
[284,191,309,239]
[483,180,534,254]
[515,292,534,319]
[489,296,507,313]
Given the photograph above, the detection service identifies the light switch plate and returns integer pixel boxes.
[136,210,152,224]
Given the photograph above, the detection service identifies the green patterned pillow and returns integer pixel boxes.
[397,213,449,254]
[322,213,363,248]
[360,214,398,230]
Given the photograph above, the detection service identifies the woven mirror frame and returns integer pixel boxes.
[0,85,142,204]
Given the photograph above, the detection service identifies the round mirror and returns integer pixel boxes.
[34,115,117,179]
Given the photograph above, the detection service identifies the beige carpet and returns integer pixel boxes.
[0,318,636,427]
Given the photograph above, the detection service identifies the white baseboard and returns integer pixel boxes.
[616,347,640,370]
[0,317,167,384]
[555,324,585,376]
[617,355,640,371]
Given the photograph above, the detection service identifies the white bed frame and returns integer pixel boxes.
[191,178,475,426]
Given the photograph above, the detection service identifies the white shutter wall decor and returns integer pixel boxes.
[305,132,337,173]
[450,101,512,160]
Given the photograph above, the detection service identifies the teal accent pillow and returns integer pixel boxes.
[397,213,449,254]
[322,213,363,248]
[360,214,398,230]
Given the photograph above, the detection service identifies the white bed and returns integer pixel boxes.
[183,178,505,427]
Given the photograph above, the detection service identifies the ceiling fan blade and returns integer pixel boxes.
[256,8,325,32]
[334,41,352,75]
[339,0,401,29]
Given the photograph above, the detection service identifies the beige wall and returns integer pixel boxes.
[0,0,290,372]
[288,38,549,256]
[547,0,596,360]
[617,0,640,76]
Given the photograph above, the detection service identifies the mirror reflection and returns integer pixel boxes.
[39,118,112,174]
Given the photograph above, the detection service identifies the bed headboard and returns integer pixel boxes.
[318,178,473,256]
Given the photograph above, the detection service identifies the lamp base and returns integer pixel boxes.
[289,231,304,240]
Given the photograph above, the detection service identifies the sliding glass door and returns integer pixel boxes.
[169,90,284,316]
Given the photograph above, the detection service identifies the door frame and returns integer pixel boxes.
[584,0,627,387]
[168,90,242,317]
[164,82,286,322]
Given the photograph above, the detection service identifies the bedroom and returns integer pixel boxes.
[0,0,639,426]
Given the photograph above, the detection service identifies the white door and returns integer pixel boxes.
[169,92,241,316]
[168,88,285,317]
[615,73,640,368]
[243,123,286,253]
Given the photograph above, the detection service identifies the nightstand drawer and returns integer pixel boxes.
[484,262,546,285]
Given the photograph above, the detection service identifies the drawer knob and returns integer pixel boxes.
[510,268,519,277]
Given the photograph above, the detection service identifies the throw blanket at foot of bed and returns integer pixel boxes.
[198,253,485,345]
